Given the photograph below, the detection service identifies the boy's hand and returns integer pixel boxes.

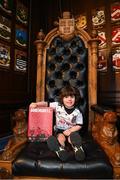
[63,129,71,136]
[30,102,48,108]
[37,102,48,107]
[30,103,37,108]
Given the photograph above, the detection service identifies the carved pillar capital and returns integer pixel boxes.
[88,38,100,55]
[34,40,46,57]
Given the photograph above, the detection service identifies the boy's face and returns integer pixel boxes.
[63,95,75,108]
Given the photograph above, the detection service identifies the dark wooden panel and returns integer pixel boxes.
[0,69,29,136]
[98,72,120,109]
[0,110,12,137]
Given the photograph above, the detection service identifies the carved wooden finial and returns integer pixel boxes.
[54,21,59,26]
[62,11,71,19]
[58,11,75,41]
[37,29,45,40]
[91,29,98,38]
[54,12,71,27]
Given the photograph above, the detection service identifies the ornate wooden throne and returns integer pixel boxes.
[0,11,120,179]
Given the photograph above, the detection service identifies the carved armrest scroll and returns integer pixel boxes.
[1,109,27,161]
[91,105,120,166]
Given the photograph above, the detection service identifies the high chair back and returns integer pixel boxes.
[35,11,99,132]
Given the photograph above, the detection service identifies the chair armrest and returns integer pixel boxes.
[91,104,113,114]
[1,109,27,161]
[1,137,27,161]
[91,105,120,169]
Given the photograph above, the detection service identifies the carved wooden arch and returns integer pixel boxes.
[34,21,99,124]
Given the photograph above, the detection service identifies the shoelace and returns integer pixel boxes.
[55,146,65,153]
[73,146,84,153]
[55,146,65,157]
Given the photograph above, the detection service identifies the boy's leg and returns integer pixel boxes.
[57,133,66,147]
[47,135,69,162]
[70,132,85,161]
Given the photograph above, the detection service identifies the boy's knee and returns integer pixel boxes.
[57,133,66,142]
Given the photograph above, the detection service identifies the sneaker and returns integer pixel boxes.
[70,132,85,161]
[47,136,69,162]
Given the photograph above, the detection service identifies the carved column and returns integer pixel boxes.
[88,30,100,126]
[34,30,46,102]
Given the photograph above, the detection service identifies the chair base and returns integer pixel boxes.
[12,133,113,179]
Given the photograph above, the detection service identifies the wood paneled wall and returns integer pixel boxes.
[0,70,30,136]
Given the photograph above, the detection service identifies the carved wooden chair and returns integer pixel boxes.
[0,12,120,179]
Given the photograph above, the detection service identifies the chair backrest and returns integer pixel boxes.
[45,36,88,130]
[34,11,99,131]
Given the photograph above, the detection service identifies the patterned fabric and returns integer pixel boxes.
[50,102,83,130]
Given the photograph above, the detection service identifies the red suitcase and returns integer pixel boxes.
[28,106,53,142]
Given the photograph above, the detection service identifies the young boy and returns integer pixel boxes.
[30,85,85,162]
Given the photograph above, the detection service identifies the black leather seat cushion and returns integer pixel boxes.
[12,132,113,179]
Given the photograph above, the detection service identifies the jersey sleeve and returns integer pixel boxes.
[76,111,83,125]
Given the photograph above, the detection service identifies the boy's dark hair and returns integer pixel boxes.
[59,85,81,106]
